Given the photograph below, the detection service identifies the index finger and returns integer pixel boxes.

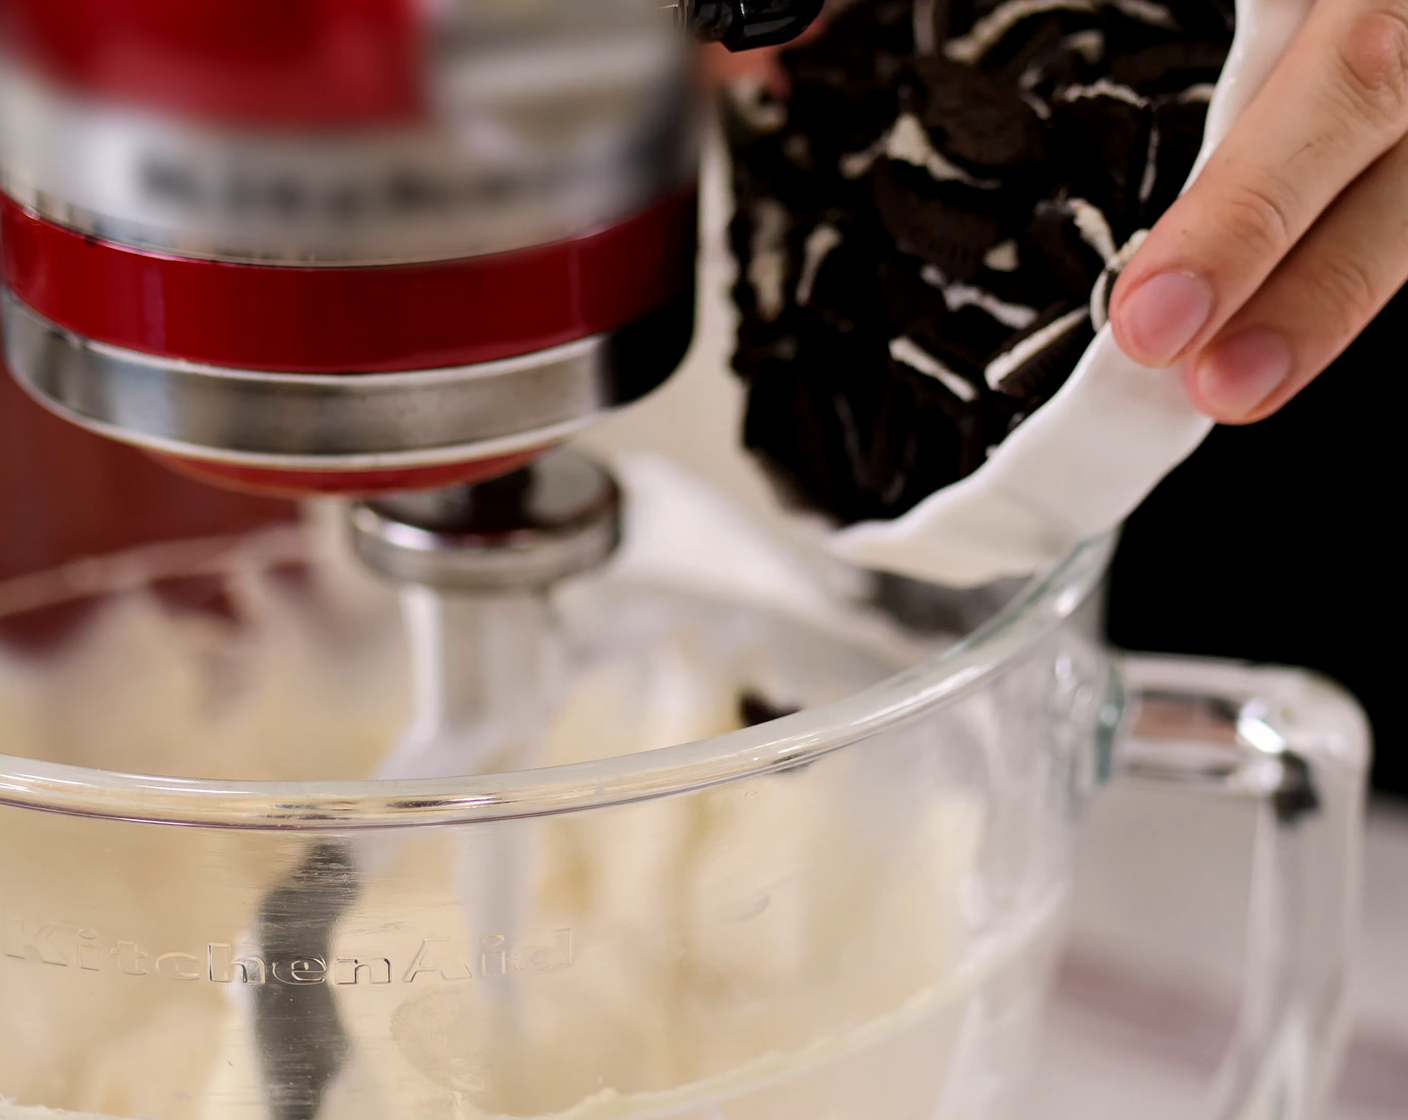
[1110,0,1408,367]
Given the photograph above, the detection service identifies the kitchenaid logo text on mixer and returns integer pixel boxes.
[1,917,573,987]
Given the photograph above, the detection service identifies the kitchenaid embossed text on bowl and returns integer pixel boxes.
[0,519,1366,1120]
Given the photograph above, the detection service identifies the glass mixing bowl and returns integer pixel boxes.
[0,523,1367,1120]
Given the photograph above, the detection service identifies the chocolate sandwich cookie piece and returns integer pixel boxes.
[741,369,855,522]
[1153,0,1234,40]
[873,159,1009,281]
[1110,40,1230,96]
[731,304,806,385]
[742,328,970,524]
[984,14,1068,82]
[921,299,1025,372]
[781,22,913,164]
[969,245,1070,313]
[858,110,1019,196]
[722,100,781,185]
[734,95,886,219]
[958,0,1004,26]
[880,358,1008,515]
[921,262,1046,331]
[1049,82,1154,238]
[898,348,1023,482]
[889,328,993,413]
[887,243,1053,348]
[726,207,764,323]
[781,16,893,98]
[985,302,1092,417]
[727,196,798,324]
[738,291,1018,525]
[788,83,902,177]
[999,22,1108,102]
[798,219,893,336]
[725,111,836,221]
[885,348,980,433]
[936,400,1002,484]
[824,0,923,57]
[721,79,788,143]
[985,300,1095,404]
[918,0,980,48]
[739,691,802,728]
[1022,198,1109,299]
[1204,0,1236,38]
[912,55,1050,172]
[889,266,1016,377]
[945,0,1103,72]
[1141,90,1211,220]
[1095,0,1184,55]
[778,129,820,176]
[1089,228,1148,330]
[880,250,954,338]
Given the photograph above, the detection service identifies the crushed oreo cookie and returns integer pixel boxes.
[726,0,1231,526]
[913,56,1050,172]
[985,301,1094,400]
[739,691,803,727]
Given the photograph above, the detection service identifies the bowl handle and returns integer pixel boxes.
[1110,655,1370,1120]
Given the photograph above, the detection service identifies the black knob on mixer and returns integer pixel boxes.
[686,0,825,51]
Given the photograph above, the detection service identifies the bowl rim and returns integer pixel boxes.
[0,532,1116,829]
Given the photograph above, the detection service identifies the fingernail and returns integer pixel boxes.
[1194,329,1292,420]
[1116,270,1214,366]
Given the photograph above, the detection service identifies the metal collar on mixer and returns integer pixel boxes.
[1,288,693,472]
[349,449,622,592]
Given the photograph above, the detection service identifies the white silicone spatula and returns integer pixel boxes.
[829,0,1315,587]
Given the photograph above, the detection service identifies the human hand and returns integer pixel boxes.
[1109,2,1408,424]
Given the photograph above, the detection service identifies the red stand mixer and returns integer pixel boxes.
[0,0,820,498]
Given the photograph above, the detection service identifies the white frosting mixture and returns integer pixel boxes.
[0,517,1056,1120]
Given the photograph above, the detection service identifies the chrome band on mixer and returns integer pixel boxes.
[0,0,817,494]
[1,288,693,470]
[349,449,623,591]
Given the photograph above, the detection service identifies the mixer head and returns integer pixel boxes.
[0,0,821,497]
